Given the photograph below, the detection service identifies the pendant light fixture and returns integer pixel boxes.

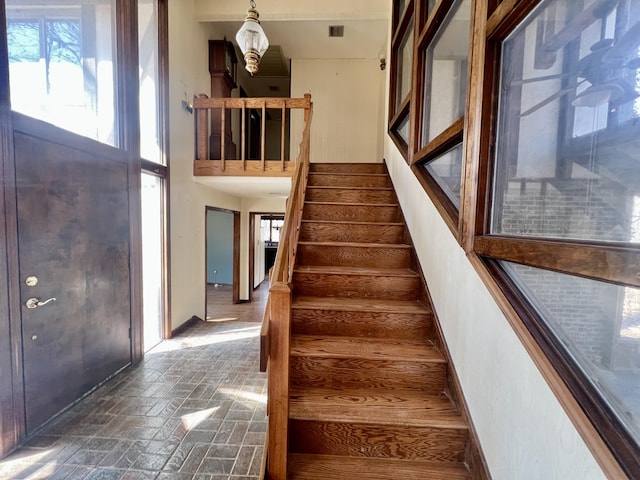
[235,0,269,75]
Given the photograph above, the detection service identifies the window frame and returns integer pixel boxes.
[466,2,640,476]
[388,0,415,159]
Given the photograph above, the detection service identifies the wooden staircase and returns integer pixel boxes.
[281,163,482,479]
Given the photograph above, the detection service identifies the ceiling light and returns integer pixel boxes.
[235,0,269,76]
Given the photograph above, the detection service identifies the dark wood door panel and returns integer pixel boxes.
[14,131,132,433]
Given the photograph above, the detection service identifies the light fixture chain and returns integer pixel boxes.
[250,0,256,8]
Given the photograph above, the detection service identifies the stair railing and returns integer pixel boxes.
[259,96,312,480]
[193,94,312,175]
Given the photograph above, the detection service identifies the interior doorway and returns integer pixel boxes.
[205,207,240,321]
[249,213,284,302]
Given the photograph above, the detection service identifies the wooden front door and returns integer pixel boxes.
[14,119,132,434]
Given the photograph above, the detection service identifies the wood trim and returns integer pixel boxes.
[116,0,143,364]
[468,254,630,478]
[474,236,640,289]
[249,213,256,303]
[411,116,463,166]
[459,0,491,252]
[194,159,295,177]
[193,96,311,110]
[417,0,453,49]
[486,0,539,40]
[233,211,241,304]
[0,1,25,456]
[158,0,171,339]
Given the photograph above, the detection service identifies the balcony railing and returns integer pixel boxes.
[193,94,312,176]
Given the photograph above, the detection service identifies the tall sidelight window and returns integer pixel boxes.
[139,0,162,164]
[6,1,117,145]
[475,0,640,472]
[389,0,415,155]
[410,0,472,232]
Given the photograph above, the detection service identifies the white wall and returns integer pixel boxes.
[168,0,242,329]
[290,58,385,164]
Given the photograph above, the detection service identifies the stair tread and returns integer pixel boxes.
[301,219,404,226]
[305,201,399,207]
[291,335,445,363]
[292,296,429,314]
[288,454,471,480]
[289,387,466,429]
[309,172,389,177]
[298,241,410,249]
[307,186,394,191]
[294,265,419,277]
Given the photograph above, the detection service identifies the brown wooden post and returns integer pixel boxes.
[197,94,209,160]
[281,103,286,171]
[267,282,291,480]
[220,105,226,171]
[261,101,266,171]
[241,99,246,171]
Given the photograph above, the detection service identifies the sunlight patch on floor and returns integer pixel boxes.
[218,387,267,406]
[181,407,220,431]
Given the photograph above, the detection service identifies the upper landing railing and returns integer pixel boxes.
[193,94,312,177]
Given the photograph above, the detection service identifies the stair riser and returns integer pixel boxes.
[293,272,420,300]
[297,244,411,269]
[308,174,392,188]
[289,421,468,462]
[310,163,388,174]
[290,356,447,393]
[306,188,396,204]
[303,204,401,223]
[299,222,406,244]
[291,309,431,340]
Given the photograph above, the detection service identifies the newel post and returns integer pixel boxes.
[267,282,291,480]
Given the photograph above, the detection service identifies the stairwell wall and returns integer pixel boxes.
[168,0,242,330]
[290,58,385,164]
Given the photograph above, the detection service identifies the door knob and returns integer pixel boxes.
[25,297,56,309]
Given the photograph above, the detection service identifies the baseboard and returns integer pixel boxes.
[171,315,202,337]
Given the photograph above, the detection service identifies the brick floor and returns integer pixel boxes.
[0,319,267,480]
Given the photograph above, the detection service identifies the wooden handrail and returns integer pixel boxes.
[193,95,312,172]
[259,94,312,480]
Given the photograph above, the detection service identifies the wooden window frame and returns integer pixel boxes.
[408,0,470,238]
[461,1,640,476]
[388,0,415,159]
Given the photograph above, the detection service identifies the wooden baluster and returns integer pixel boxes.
[281,103,286,171]
[197,95,209,160]
[220,104,226,171]
[261,101,266,171]
[241,99,246,171]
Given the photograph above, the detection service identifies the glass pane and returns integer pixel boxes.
[6,2,116,146]
[396,113,410,144]
[500,261,640,448]
[421,0,470,145]
[423,143,463,208]
[396,19,414,110]
[492,0,640,243]
[141,173,164,352]
[139,0,162,163]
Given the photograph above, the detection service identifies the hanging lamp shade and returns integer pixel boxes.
[235,1,269,75]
